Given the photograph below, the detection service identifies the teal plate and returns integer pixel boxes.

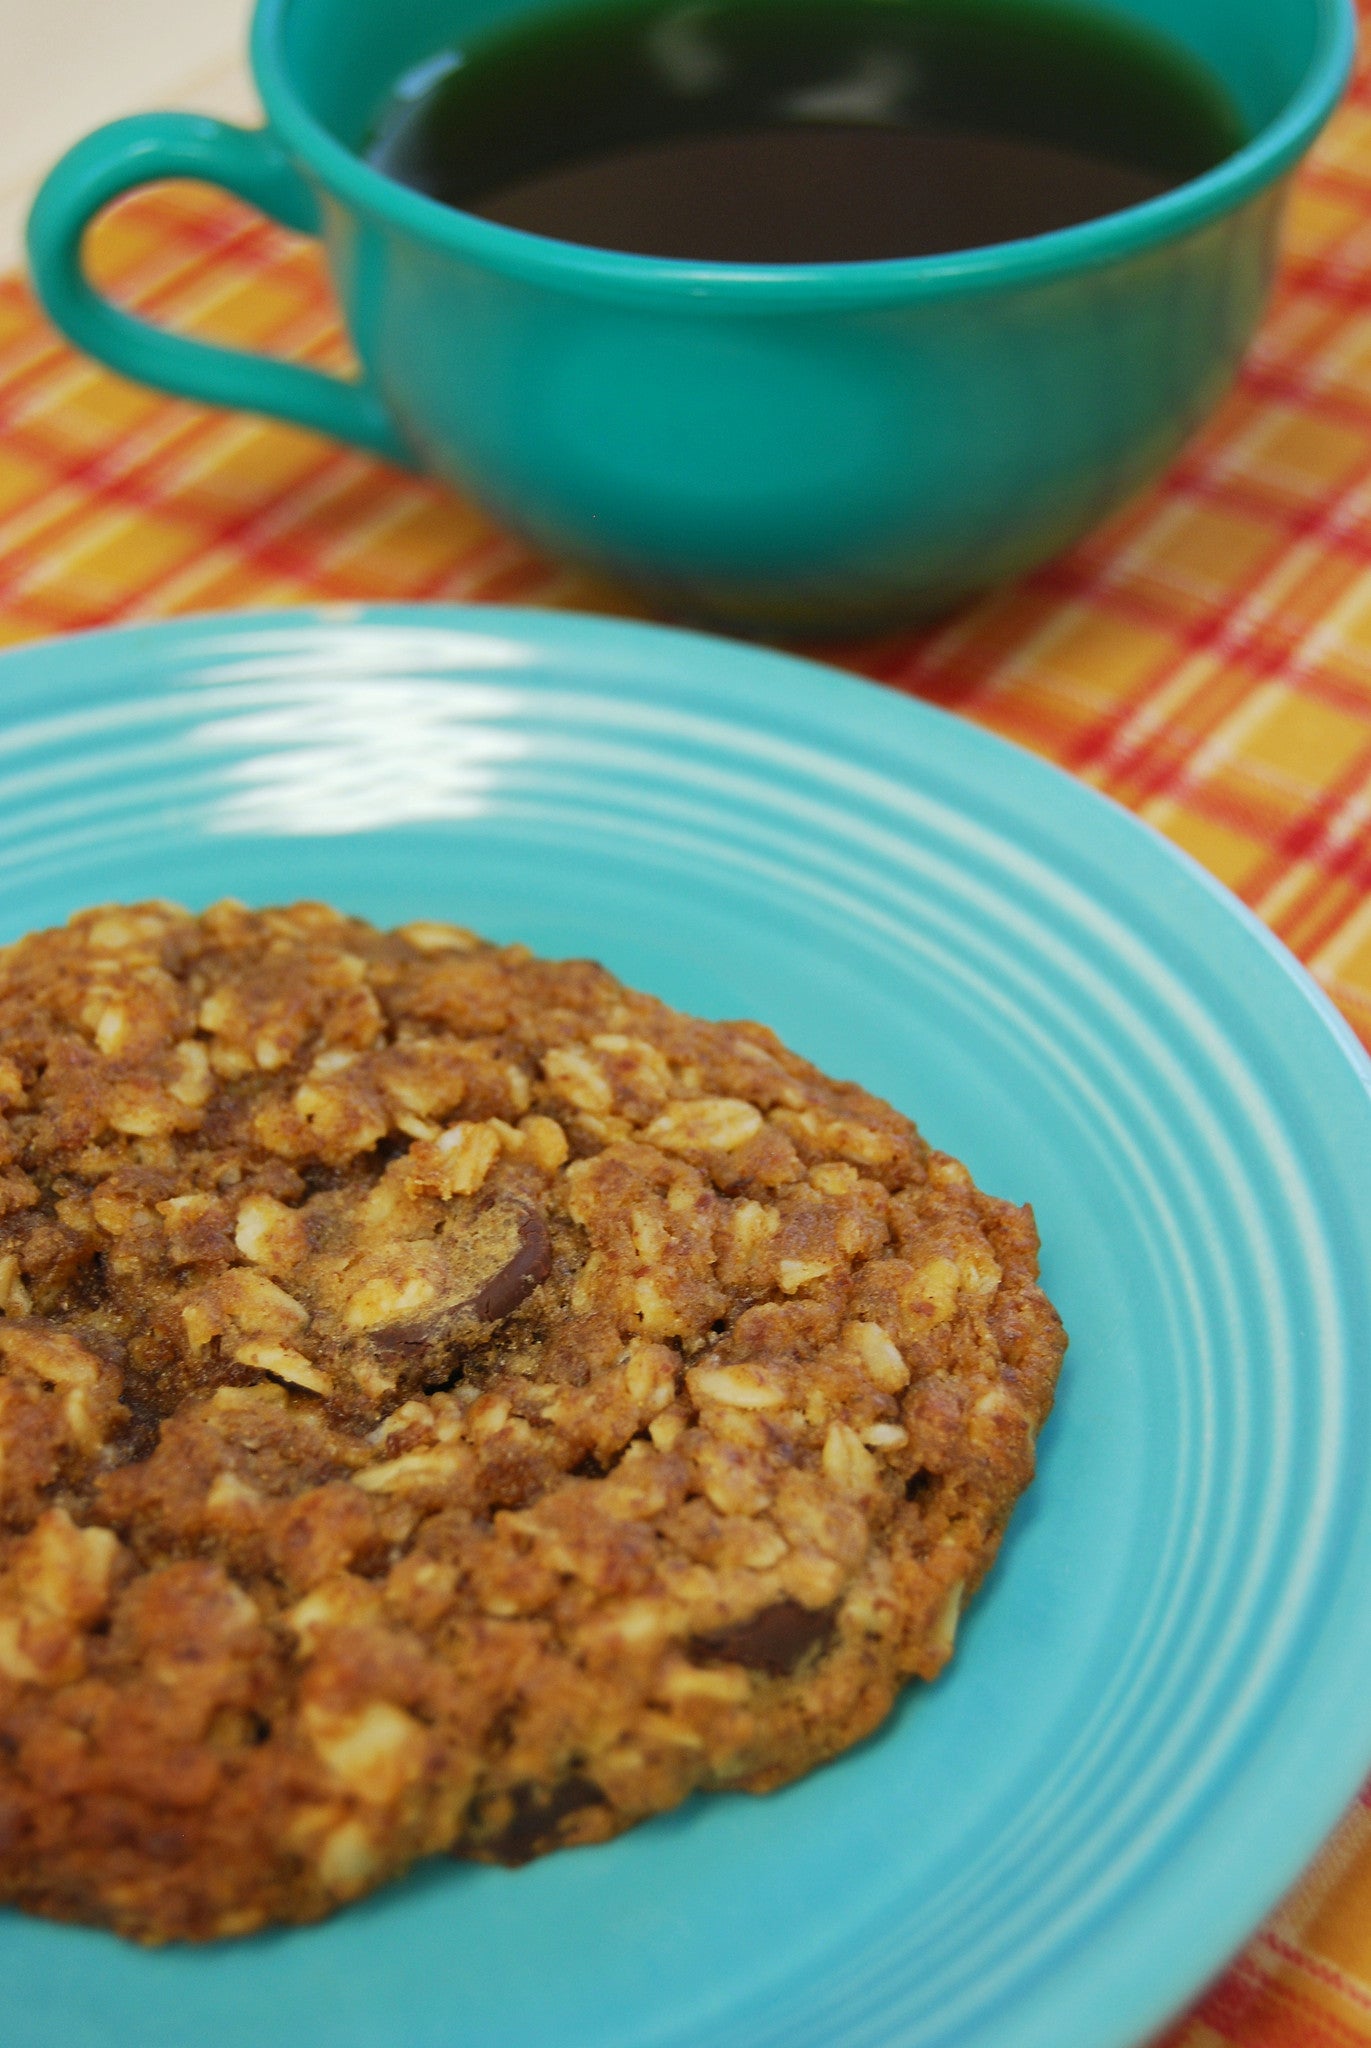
[0,606,1368,2048]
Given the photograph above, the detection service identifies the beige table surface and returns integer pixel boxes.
[0,0,257,273]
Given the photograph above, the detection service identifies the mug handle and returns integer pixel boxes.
[26,112,410,463]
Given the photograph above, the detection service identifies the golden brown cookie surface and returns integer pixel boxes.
[0,901,1065,1942]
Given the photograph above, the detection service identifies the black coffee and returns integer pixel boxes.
[365,0,1245,264]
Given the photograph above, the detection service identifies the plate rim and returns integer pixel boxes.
[6,598,1366,1098]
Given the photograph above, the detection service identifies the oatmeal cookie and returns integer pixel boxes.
[0,901,1064,1942]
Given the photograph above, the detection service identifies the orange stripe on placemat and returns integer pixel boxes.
[1,11,1371,2037]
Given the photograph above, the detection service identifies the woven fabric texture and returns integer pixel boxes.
[0,13,1370,2036]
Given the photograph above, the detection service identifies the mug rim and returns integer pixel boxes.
[252,0,1356,306]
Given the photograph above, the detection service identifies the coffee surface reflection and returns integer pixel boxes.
[365,0,1247,264]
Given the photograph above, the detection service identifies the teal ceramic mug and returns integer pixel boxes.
[27,0,1354,636]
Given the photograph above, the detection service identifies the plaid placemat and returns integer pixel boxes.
[1,13,1371,2040]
